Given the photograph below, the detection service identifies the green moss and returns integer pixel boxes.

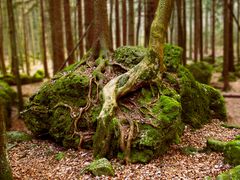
[217,165,240,180]
[82,158,115,176]
[6,131,32,143]
[187,62,213,84]
[163,44,183,72]
[129,149,154,163]
[55,152,65,161]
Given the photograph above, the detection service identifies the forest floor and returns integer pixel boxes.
[8,73,240,180]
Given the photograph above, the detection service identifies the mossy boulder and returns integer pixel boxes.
[187,62,213,84]
[22,44,226,163]
[207,137,240,166]
[0,80,16,128]
[82,158,115,176]
[7,131,32,143]
[216,165,240,180]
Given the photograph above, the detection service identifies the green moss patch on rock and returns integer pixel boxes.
[0,80,16,129]
[187,62,213,84]
[216,165,240,180]
[82,158,115,176]
[7,131,32,143]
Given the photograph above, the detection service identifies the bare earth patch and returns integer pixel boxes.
[8,75,240,179]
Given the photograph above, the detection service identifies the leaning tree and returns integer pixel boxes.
[22,0,226,163]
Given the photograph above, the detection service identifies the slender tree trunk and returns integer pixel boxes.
[136,0,142,45]
[63,0,75,65]
[128,0,134,45]
[22,0,30,76]
[0,1,6,75]
[109,0,114,49]
[84,0,94,51]
[115,0,121,47]
[182,0,186,64]
[77,0,84,58]
[122,0,127,45]
[0,104,13,180]
[223,0,230,91]
[211,0,216,64]
[228,0,234,72]
[189,0,193,59]
[7,0,23,111]
[48,0,65,74]
[169,4,175,44]
[237,0,240,64]
[199,0,203,61]
[40,0,49,78]
[204,3,209,55]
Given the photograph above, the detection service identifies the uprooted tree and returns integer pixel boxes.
[22,0,226,163]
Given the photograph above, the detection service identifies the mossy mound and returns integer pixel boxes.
[81,158,115,176]
[216,165,240,180]
[187,62,213,84]
[22,44,226,163]
[7,131,32,143]
[0,80,16,128]
[0,70,44,85]
[207,136,240,166]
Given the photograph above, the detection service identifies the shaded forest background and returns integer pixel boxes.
[0,0,240,110]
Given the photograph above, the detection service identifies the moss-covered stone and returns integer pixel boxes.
[6,131,32,143]
[217,165,240,180]
[187,62,213,84]
[0,80,16,129]
[207,138,240,166]
[82,158,115,176]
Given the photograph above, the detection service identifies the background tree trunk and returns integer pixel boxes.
[77,0,84,58]
[115,0,121,48]
[237,0,240,64]
[122,0,127,46]
[189,0,193,59]
[40,0,49,78]
[228,0,234,72]
[109,0,114,48]
[63,0,75,65]
[136,0,142,45]
[204,3,209,55]
[211,0,216,64]
[48,0,65,74]
[128,0,134,45]
[7,0,23,111]
[84,0,94,51]
[0,1,6,75]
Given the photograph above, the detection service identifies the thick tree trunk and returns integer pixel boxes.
[63,0,75,65]
[48,0,65,74]
[128,0,135,45]
[0,1,6,75]
[40,0,49,78]
[94,0,174,160]
[237,0,240,64]
[115,0,121,48]
[7,0,23,111]
[0,104,13,180]
[77,0,84,58]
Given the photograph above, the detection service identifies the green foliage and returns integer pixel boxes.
[55,152,65,161]
[81,158,115,176]
[6,131,32,143]
[217,165,240,180]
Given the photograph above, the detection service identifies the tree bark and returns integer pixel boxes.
[115,0,121,48]
[48,0,65,74]
[122,0,127,46]
[237,0,240,64]
[0,1,6,75]
[77,0,84,58]
[0,104,13,180]
[109,0,114,48]
[40,0,49,78]
[7,0,23,111]
[228,0,234,72]
[84,0,94,51]
[136,0,142,45]
[63,0,75,65]
[211,0,216,64]
[204,3,209,55]
[128,0,134,45]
